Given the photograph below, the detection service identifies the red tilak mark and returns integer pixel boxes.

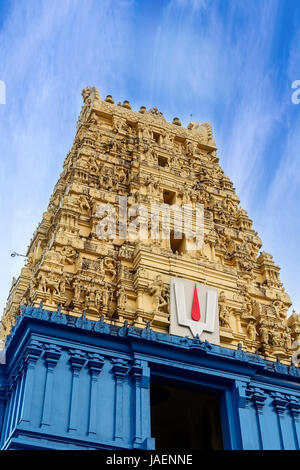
[191,284,201,321]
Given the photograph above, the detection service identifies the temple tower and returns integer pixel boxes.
[1,87,299,364]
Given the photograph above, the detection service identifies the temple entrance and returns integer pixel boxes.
[150,378,223,450]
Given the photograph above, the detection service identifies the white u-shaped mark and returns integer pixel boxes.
[174,281,217,337]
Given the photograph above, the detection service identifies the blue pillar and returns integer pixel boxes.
[68,349,86,434]
[289,396,300,450]
[2,388,12,444]
[8,373,20,437]
[15,365,26,426]
[19,341,43,425]
[234,380,253,450]
[271,392,289,450]
[130,359,153,449]
[112,358,129,443]
[251,387,267,450]
[40,345,61,429]
[87,353,104,437]
[130,359,144,447]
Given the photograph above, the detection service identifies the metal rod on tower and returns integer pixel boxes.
[11,251,27,258]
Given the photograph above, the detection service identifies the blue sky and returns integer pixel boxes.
[0,0,299,315]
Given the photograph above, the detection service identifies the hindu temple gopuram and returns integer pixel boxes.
[0,87,299,450]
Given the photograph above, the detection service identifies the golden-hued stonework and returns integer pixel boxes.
[2,87,299,363]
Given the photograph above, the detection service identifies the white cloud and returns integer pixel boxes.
[146,0,300,312]
[0,0,134,313]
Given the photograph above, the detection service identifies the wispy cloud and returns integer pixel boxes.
[147,0,282,202]
[142,0,300,311]
[0,0,134,313]
[0,0,299,315]
[259,26,300,312]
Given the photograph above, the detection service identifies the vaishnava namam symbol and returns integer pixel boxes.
[191,284,201,321]
[170,277,219,341]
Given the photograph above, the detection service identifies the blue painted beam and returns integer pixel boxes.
[0,306,299,450]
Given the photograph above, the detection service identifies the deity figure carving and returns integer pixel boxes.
[186,141,196,156]
[150,275,169,313]
[259,324,269,344]
[271,326,283,348]
[60,246,77,265]
[218,291,231,329]
[73,279,82,302]
[78,195,91,213]
[104,257,117,282]
[247,320,257,341]
[272,294,285,320]
[223,195,237,214]
[116,285,127,310]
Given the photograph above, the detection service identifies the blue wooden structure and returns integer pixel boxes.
[0,305,299,450]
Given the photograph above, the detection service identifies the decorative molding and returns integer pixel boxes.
[4,306,300,381]
[235,380,250,408]
[271,392,289,416]
[288,396,300,419]
[248,386,268,414]
[0,305,299,450]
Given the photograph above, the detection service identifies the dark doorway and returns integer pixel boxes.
[150,378,223,450]
[170,230,185,254]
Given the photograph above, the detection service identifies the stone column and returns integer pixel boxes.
[234,380,252,450]
[130,360,143,447]
[8,372,21,437]
[40,345,61,429]
[271,392,289,450]
[289,396,300,450]
[19,340,43,425]
[68,349,86,434]
[87,354,104,437]
[2,387,13,444]
[112,358,129,443]
[251,387,268,450]
[15,363,26,426]
[235,312,242,334]
[136,288,144,311]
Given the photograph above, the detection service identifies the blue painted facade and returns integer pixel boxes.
[0,305,299,450]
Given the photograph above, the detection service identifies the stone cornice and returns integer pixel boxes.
[76,87,217,150]
[3,306,300,387]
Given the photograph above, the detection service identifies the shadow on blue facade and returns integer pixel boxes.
[0,306,299,450]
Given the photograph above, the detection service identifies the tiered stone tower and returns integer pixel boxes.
[2,87,299,363]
